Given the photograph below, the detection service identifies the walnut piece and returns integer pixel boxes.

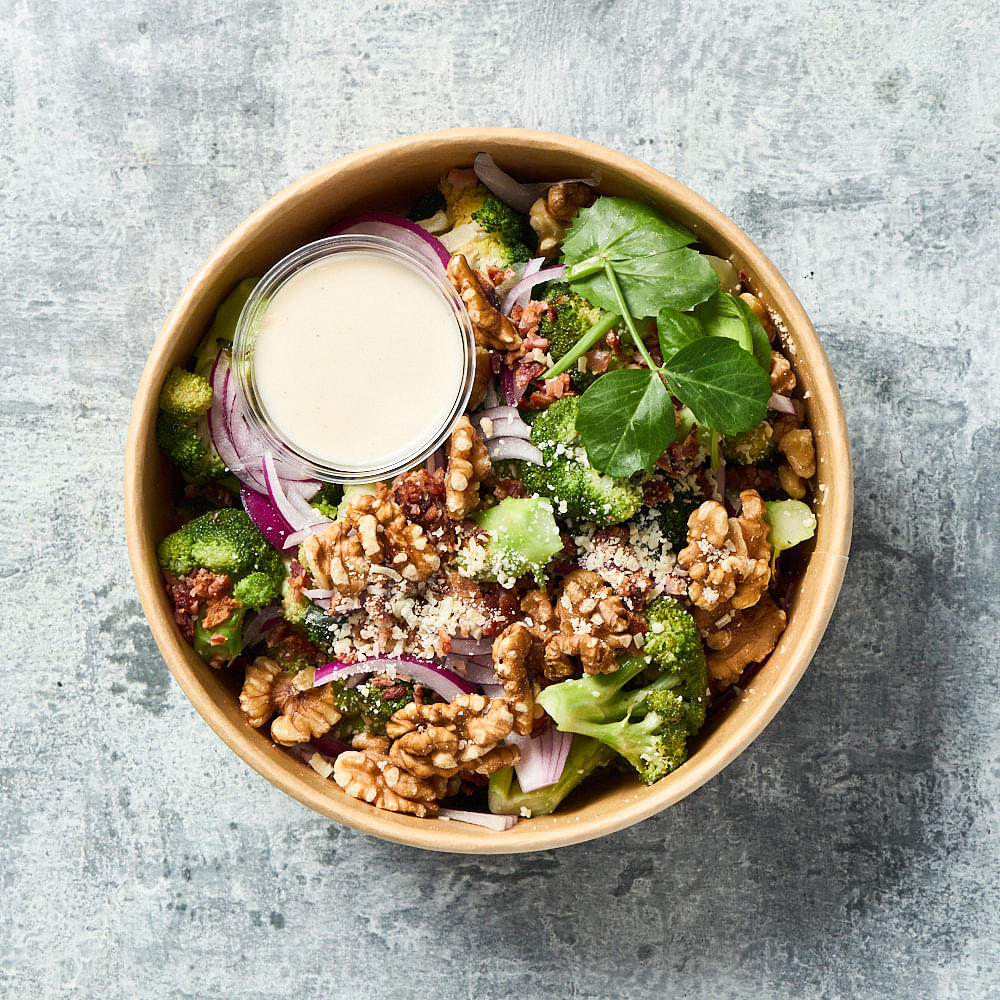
[553,569,633,674]
[385,693,518,778]
[239,656,282,729]
[299,520,368,595]
[346,486,441,582]
[469,344,491,410]
[769,351,796,395]
[446,254,521,350]
[239,659,341,746]
[492,622,537,734]
[529,182,596,259]
[704,595,787,687]
[779,428,816,480]
[677,491,772,612]
[333,749,450,818]
[445,415,490,520]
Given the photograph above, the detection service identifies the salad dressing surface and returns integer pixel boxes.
[253,251,464,469]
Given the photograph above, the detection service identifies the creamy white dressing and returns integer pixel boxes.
[252,251,464,470]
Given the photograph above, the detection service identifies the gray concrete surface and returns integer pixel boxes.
[2,1,998,997]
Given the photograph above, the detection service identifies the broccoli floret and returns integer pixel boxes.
[520,396,643,527]
[436,181,533,270]
[653,479,704,551]
[156,412,227,484]
[459,497,563,587]
[764,499,817,568]
[159,367,214,419]
[539,282,620,391]
[536,597,707,784]
[333,679,415,736]
[488,736,615,817]
[302,601,348,654]
[724,421,777,466]
[158,509,285,660]
[407,189,447,222]
[192,278,259,376]
[309,484,343,520]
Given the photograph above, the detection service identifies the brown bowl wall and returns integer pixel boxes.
[125,128,853,853]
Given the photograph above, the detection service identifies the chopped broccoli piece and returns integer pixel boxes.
[436,181,533,270]
[488,735,615,816]
[764,499,817,568]
[653,479,704,551]
[159,367,213,419]
[724,421,777,465]
[539,282,620,390]
[536,597,707,784]
[333,679,415,736]
[158,509,285,659]
[193,278,259,376]
[520,396,643,527]
[407,189,447,222]
[309,484,343,520]
[302,601,347,654]
[460,497,563,586]
[156,411,226,484]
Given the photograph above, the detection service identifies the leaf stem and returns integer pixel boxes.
[542,312,619,379]
[563,256,606,282]
[602,262,658,371]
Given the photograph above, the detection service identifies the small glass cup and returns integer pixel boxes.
[232,235,475,484]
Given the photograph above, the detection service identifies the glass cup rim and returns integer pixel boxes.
[232,235,475,484]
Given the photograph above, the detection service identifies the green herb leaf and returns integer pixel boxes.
[656,306,705,361]
[576,368,677,478]
[661,337,770,436]
[694,291,771,371]
[562,197,719,316]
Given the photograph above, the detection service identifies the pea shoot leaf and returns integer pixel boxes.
[661,337,770,436]
[694,291,771,372]
[576,368,678,478]
[656,305,705,361]
[562,197,719,316]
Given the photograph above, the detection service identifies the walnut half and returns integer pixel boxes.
[677,491,772,612]
[529,182,596,259]
[238,659,341,747]
[445,415,490,520]
[446,254,520,350]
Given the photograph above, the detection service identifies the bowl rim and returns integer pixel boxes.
[125,127,853,853]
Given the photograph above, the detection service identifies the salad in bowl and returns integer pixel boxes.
[149,150,823,833]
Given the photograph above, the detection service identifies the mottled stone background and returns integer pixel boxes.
[2,1,997,997]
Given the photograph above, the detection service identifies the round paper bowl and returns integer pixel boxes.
[125,128,852,853]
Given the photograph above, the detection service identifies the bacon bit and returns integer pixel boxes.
[547,374,570,398]
[437,626,452,656]
[487,266,514,286]
[656,427,703,479]
[493,477,527,502]
[587,349,611,374]
[515,360,545,391]
[209,633,227,646]
[606,329,623,357]
[478,582,523,637]
[522,333,549,352]
[517,300,554,339]
[391,468,454,551]
[163,569,233,641]
[558,532,578,563]
[642,478,676,506]
[727,465,778,494]
[201,594,241,630]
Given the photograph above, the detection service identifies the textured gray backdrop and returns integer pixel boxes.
[2,1,997,998]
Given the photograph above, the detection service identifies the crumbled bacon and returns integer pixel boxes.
[587,349,611,374]
[727,465,779,494]
[606,329,623,357]
[202,594,241,630]
[478,582,524,637]
[511,299,556,342]
[163,569,234,641]
[391,468,455,551]
[487,266,514,287]
[514,360,545,392]
[642,477,676,506]
[523,372,571,409]
[492,477,527,502]
[656,428,704,479]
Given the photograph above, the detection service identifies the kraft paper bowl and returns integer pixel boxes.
[125,128,852,853]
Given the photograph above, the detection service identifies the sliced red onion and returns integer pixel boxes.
[486,437,543,465]
[500,256,543,314]
[499,367,530,406]
[469,653,494,668]
[282,522,331,550]
[425,445,446,474]
[471,406,531,441]
[227,604,282,665]
[458,660,498,685]
[712,458,726,504]
[262,453,330,534]
[328,212,450,270]
[438,808,518,831]
[501,263,566,316]
[447,636,493,657]
[768,393,797,415]
[312,657,475,702]
[240,485,293,549]
[508,725,573,792]
[311,734,353,758]
[208,355,262,490]
[481,682,505,699]
[473,152,599,215]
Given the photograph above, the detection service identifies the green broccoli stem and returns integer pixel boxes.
[542,312,618,379]
[488,735,616,816]
[602,261,659,371]
[194,607,246,660]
